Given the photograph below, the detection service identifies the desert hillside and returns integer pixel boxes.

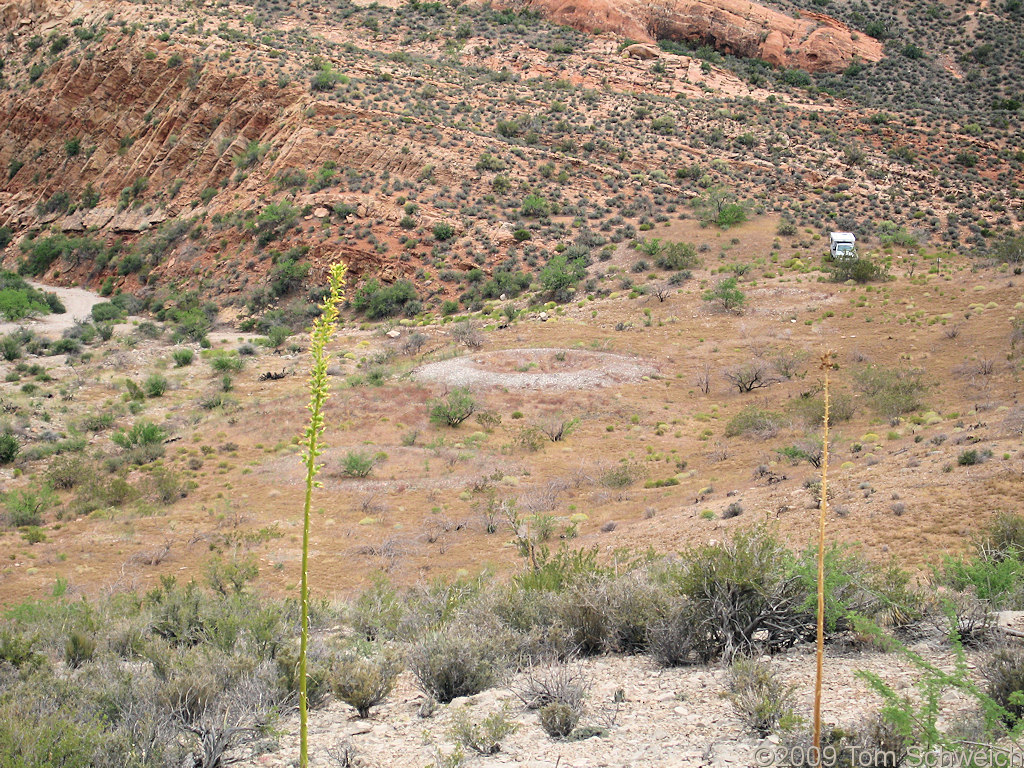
[0,0,1023,766]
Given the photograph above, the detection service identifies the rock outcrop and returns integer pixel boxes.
[512,0,883,72]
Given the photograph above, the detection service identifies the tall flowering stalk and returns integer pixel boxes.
[299,262,346,768]
[813,350,835,765]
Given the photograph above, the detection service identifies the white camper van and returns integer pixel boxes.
[829,232,856,261]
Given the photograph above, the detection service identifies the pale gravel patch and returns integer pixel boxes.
[236,642,975,768]
[412,348,656,391]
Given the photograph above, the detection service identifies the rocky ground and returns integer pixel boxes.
[242,638,978,768]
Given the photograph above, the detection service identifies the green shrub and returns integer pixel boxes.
[4,486,55,527]
[429,388,476,427]
[172,348,194,367]
[447,705,517,754]
[538,702,579,739]
[208,351,243,373]
[64,631,97,669]
[407,631,501,703]
[0,432,18,464]
[539,252,586,302]
[703,277,745,311]
[351,279,419,319]
[144,374,168,397]
[521,193,549,217]
[830,256,887,283]
[330,650,402,717]
[725,406,785,438]
[432,222,456,241]
[111,420,167,450]
[983,646,1024,724]
[340,450,376,478]
[855,365,927,418]
[90,302,125,322]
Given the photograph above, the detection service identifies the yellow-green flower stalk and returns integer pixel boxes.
[299,262,346,768]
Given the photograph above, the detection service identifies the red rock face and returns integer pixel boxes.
[511,0,884,73]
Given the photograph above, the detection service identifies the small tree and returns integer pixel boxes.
[703,277,746,312]
[539,253,585,302]
[429,389,476,427]
[723,360,778,392]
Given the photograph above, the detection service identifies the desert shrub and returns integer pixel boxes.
[172,348,193,367]
[64,631,97,669]
[250,201,297,247]
[208,351,243,373]
[351,279,419,319]
[787,391,856,426]
[340,450,377,478]
[725,406,786,438]
[90,302,125,323]
[349,575,404,641]
[111,420,166,450]
[428,388,476,427]
[4,486,55,528]
[538,252,586,302]
[648,601,720,666]
[0,334,22,362]
[144,374,168,397]
[46,456,90,489]
[407,631,501,703]
[0,432,18,464]
[538,702,579,739]
[855,365,927,418]
[667,525,813,660]
[432,222,456,241]
[728,657,797,735]
[983,645,1024,724]
[794,543,920,631]
[703,276,745,311]
[650,240,700,271]
[830,256,887,283]
[447,705,517,754]
[935,552,1024,607]
[272,641,330,709]
[599,461,644,488]
[329,649,402,717]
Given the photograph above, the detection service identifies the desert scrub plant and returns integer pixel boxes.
[144,374,168,397]
[0,431,18,464]
[724,406,786,438]
[4,485,56,528]
[728,657,798,735]
[297,262,347,768]
[703,276,746,311]
[208,350,244,373]
[447,704,517,755]
[428,388,476,427]
[339,450,377,478]
[538,701,580,739]
[111,420,166,463]
[172,347,194,367]
[329,648,402,717]
[982,645,1024,725]
[64,630,97,669]
[854,365,927,418]
[407,631,502,703]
